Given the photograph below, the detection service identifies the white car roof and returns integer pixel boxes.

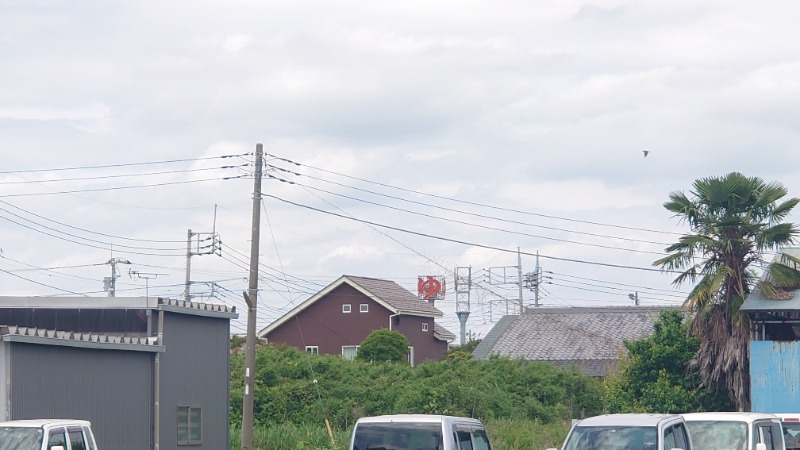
[575,414,682,427]
[683,412,780,424]
[0,419,91,428]
[355,414,482,425]
[774,414,800,421]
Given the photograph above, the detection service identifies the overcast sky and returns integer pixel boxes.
[3,0,800,340]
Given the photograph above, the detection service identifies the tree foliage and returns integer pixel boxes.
[653,172,800,410]
[229,344,604,428]
[356,328,410,363]
[603,309,732,413]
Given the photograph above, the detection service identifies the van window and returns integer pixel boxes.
[68,426,87,450]
[672,424,689,450]
[48,428,67,449]
[352,422,443,450]
[472,428,491,450]
[757,423,783,450]
[783,422,800,450]
[664,426,677,450]
[456,429,473,450]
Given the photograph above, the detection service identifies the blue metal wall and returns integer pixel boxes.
[751,340,800,413]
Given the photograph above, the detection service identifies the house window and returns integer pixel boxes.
[360,303,369,313]
[407,346,415,366]
[422,323,429,332]
[342,304,352,313]
[306,346,319,355]
[177,406,202,445]
[342,345,360,360]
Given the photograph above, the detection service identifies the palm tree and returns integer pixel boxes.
[653,172,800,411]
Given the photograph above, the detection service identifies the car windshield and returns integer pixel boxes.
[564,425,657,450]
[352,422,443,450]
[783,422,800,450]
[685,420,747,450]
[0,427,43,450]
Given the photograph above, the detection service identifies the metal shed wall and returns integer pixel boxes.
[751,340,800,413]
[9,342,153,450]
[158,311,230,450]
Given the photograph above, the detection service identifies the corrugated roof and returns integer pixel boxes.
[472,306,679,376]
[0,325,163,353]
[742,248,800,311]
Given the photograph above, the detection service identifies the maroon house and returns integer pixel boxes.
[258,275,456,364]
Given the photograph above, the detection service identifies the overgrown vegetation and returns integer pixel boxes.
[229,306,745,448]
[230,344,603,430]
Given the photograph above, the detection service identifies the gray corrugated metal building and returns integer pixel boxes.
[472,306,679,376]
[0,296,237,450]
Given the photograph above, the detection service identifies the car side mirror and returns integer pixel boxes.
[546,447,559,450]
[756,443,767,450]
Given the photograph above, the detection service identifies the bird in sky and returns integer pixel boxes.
[643,150,650,158]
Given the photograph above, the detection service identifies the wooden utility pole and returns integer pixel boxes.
[241,144,263,449]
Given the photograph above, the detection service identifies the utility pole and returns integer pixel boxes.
[104,257,131,297]
[524,251,543,307]
[241,144,263,450]
[183,214,223,301]
[517,247,524,314]
[184,229,192,300]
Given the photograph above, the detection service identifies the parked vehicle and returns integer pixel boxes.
[349,414,491,450]
[547,413,691,450]
[0,419,97,450]
[774,414,800,450]
[682,412,784,450]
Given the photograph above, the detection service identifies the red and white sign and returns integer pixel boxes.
[418,276,446,301]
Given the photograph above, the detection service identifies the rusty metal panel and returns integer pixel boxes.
[751,340,800,413]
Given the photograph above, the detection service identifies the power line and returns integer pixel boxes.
[269,165,672,247]
[0,153,251,175]
[0,176,246,199]
[265,193,679,274]
[266,152,682,236]
[269,174,667,256]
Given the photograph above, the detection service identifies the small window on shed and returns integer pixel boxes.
[177,405,202,445]
[422,323,429,332]
[306,346,319,355]
[342,304,352,313]
[360,303,369,313]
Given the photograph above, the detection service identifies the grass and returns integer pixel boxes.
[229,419,571,450]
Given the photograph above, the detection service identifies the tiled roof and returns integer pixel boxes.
[472,306,679,376]
[344,276,443,316]
[433,323,456,342]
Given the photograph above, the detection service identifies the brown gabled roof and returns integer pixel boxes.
[258,275,444,337]
[344,276,443,316]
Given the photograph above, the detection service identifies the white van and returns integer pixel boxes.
[0,419,98,450]
[349,414,491,450]
[549,413,691,450]
[682,412,784,450]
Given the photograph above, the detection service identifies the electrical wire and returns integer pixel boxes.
[266,152,682,236]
